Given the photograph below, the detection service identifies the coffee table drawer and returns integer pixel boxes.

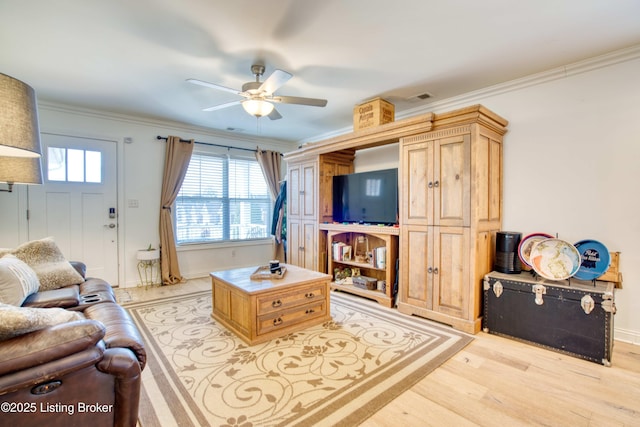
[257,301,327,336]
[257,283,326,315]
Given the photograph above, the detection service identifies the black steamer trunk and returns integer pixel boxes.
[483,271,616,366]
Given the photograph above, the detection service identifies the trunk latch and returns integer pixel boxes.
[532,284,546,305]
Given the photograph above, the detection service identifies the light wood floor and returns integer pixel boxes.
[116,279,640,427]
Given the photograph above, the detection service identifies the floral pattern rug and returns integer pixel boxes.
[126,291,472,427]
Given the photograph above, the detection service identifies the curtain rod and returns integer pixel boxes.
[156,135,257,153]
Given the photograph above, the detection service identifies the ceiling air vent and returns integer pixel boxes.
[407,92,433,102]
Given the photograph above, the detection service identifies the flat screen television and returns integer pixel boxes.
[332,168,398,225]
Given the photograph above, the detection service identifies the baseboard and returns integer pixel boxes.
[614,327,640,345]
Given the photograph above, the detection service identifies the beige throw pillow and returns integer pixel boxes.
[0,255,40,306]
[0,303,84,341]
[10,237,84,291]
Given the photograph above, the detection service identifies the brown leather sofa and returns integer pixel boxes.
[0,262,146,427]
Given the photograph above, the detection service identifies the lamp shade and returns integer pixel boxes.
[242,99,274,117]
[0,73,42,158]
[0,156,43,184]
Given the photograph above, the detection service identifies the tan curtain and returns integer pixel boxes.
[255,148,282,199]
[255,148,284,260]
[159,136,194,285]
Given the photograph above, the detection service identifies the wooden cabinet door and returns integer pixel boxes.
[401,225,470,319]
[301,221,317,270]
[432,226,470,319]
[287,219,317,270]
[288,219,302,267]
[400,225,433,309]
[288,161,317,220]
[288,165,301,217]
[402,134,470,227]
[401,141,433,225]
[301,162,317,220]
[433,135,470,227]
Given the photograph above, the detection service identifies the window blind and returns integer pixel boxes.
[175,152,271,244]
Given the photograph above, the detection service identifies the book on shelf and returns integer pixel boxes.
[332,242,352,261]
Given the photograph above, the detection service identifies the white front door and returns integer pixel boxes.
[28,133,119,285]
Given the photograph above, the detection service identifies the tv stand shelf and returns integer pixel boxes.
[319,223,400,235]
[323,224,398,308]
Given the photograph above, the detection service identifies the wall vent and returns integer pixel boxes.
[407,92,433,102]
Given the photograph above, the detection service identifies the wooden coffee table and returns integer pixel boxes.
[210,264,332,345]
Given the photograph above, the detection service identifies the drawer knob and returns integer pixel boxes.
[305,292,315,298]
[272,299,282,308]
[305,309,315,314]
[273,317,283,326]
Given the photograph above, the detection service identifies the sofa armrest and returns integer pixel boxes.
[21,285,80,309]
[0,319,105,376]
[98,347,142,427]
[84,303,147,370]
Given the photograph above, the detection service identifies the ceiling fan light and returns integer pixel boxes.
[242,99,274,117]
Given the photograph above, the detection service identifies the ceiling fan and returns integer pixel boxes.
[187,64,327,120]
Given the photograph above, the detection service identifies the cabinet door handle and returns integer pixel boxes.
[433,267,439,274]
[427,267,433,274]
[305,292,315,298]
[428,181,433,188]
[273,317,283,326]
[434,180,439,188]
[272,299,282,308]
[305,309,315,314]
[299,246,305,251]
[299,190,305,195]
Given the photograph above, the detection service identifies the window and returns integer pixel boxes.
[47,147,102,183]
[175,152,272,245]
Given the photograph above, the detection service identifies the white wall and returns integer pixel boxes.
[341,50,640,343]
[483,57,640,344]
[0,105,297,287]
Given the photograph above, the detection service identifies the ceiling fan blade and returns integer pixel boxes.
[268,108,283,120]
[259,69,292,95]
[202,100,242,112]
[271,95,327,107]
[186,78,240,95]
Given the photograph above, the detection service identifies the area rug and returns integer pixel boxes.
[125,290,473,427]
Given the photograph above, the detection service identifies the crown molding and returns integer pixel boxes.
[301,44,640,145]
[36,101,295,151]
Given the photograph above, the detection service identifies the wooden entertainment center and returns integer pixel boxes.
[283,105,508,333]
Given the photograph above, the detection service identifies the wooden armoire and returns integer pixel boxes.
[283,105,508,333]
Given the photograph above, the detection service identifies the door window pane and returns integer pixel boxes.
[67,149,85,182]
[47,147,66,181]
[47,147,102,184]
[85,150,102,183]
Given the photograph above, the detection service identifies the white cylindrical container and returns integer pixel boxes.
[374,247,386,269]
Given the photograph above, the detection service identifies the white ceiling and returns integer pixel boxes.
[2,0,640,143]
